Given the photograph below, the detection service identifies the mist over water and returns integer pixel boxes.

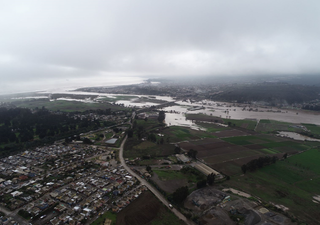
[0,76,145,95]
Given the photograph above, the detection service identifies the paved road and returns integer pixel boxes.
[119,136,195,225]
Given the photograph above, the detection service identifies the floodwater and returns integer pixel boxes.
[162,100,320,126]
[277,131,320,142]
[23,91,320,127]
[163,105,202,130]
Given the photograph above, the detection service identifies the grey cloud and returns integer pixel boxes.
[0,0,320,93]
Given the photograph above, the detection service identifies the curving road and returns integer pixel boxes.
[119,136,194,225]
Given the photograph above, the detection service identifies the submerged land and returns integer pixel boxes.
[0,78,320,225]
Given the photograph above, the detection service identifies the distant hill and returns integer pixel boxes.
[212,83,320,104]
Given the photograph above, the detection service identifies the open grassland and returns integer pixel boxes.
[225,148,320,224]
[116,191,184,225]
[12,99,128,112]
[223,118,257,130]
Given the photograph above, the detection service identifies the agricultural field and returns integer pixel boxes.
[116,191,184,225]
[214,129,250,138]
[222,135,283,145]
[224,148,320,225]
[178,132,317,176]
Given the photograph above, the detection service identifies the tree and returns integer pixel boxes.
[172,186,189,203]
[197,179,207,189]
[207,173,215,185]
[174,146,181,154]
[188,149,198,159]
[146,165,152,173]
[147,133,157,142]
[83,138,93,144]
[241,164,247,174]
[283,153,288,159]
[127,129,134,138]
[158,111,166,123]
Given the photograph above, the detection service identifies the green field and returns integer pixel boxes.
[226,148,320,224]
[163,126,216,143]
[91,211,116,225]
[302,123,320,135]
[223,118,257,130]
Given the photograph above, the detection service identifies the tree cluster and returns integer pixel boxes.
[158,111,165,123]
[172,186,189,203]
[241,156,278,173]
[187,149,198,159]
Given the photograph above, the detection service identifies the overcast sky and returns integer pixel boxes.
[1,0,320,94]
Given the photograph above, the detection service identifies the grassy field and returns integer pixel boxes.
[91,211,117,225]
[302,123,320,135]
[151,167,206,194]
[124,139,175,159]
[223,118,257,130]
[225,148,320,224]
[162,126,216,143]
[153,170,204,183]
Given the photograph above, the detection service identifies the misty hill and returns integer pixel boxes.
[213,83,320,105]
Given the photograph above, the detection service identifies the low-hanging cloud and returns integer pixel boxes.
[0,0,320,94]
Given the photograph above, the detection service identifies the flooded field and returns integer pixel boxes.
[277,131,320,142]
[11,91,320,127]
[162,100,320,126]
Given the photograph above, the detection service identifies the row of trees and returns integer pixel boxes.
[241,156,278,174]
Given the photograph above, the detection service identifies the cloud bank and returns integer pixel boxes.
[1,0,320,93]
